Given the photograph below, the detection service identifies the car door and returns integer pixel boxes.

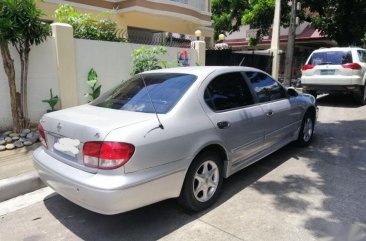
[244,71,302,149]
[201,71,267,164]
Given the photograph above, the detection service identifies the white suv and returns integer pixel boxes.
[301,47,366,105]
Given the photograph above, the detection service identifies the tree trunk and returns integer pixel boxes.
[0,41,22,132]
[20,44,31,128]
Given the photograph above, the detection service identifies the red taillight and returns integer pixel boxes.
[83,142,135,169]
[342,63,362,70]
[302,64,314,71]
[37,123,47,148]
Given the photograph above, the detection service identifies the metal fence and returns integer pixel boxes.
[206,49,273,74]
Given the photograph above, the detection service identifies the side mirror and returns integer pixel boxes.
[287,87,298,97]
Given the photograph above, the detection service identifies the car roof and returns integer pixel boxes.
[143,66,265,77]
[312,47,365,53]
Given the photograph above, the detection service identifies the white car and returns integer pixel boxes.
[301,47,366,104]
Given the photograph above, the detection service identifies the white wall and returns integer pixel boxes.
[74,39,197,104]
[0,37,198,130]
[0,38,58,131]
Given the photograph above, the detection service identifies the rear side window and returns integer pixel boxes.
[245,71,286,103]
[204,72,254,111]
[357,50,366,63]
[92,73,196,114]
[308,51,353,65]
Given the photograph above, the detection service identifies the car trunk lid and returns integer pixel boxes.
[41,104,154,173]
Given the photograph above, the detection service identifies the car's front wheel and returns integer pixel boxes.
[295,111,315,147]
[178,151,223,212]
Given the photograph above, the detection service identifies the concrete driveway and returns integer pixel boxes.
[1,94,366,241]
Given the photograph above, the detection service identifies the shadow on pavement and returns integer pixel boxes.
[316,94,361,108]
[251,119,366,241]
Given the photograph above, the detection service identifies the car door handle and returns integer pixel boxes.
[217,121,231,129]
[266,110,274,116]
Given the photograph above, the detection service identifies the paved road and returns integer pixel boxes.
[1,94,366,241]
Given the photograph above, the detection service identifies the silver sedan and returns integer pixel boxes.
[33,66,317,215]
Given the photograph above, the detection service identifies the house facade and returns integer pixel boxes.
[38,0,214,44]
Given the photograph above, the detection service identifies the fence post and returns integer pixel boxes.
[51,23,79,109]
[191,40,206,66]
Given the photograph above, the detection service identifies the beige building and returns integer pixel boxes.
[38,0,214,44]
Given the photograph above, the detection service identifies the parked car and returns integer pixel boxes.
[301,47,366,105]
[33,66,317,215]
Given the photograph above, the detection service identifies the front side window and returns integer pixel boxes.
[245,71,286,103]
[204,72,254,111]
[357,50,366,63]
[309,51,353,65]
[92,73,197,114]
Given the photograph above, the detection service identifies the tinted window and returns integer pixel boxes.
[357,50,366,63]
[245,71,286,103]
[309,51,352,65]
[204,72,254,111]
[92,73,196,114]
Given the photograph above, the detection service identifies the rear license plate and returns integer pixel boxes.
[320,70,335,75]
[53,137,81,158]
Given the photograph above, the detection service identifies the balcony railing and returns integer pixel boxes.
[169,0,207,12]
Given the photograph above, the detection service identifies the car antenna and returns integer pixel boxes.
[239,56,246,66]
[138,73,164,130]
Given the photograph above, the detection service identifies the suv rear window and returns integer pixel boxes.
[309,51,353,65]
[92,73,197,114]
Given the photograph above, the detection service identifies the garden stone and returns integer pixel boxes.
[21,129,31,134]
[27,137,38,143]
[9,133,19,137]
[0,145,5,151]
[14,141,24,148]
[19,138,27,142]
[0,139,5,145]
[26,133,36,139]
[5,144,15,150]
[20,133,27,138]
[4,131,12,136]
[5,137,12,143]
[23,141,33,146]
[12,136,20,141]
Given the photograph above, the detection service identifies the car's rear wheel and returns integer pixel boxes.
[178,151,223,212]
[295,111,315,147]
[354,85,366,105]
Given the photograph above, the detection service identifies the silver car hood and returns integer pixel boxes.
[41,104,155,142]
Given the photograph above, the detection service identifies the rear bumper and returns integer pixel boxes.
[33,147,187,215]
[302,84,363,93]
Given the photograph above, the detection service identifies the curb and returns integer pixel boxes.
[0,171,45,202]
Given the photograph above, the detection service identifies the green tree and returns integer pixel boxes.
[0,0,49,131]
[54,5,125,42]
[212,0,366,45]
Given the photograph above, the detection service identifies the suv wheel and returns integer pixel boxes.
[354,85,366,105]
[178,151,223,212]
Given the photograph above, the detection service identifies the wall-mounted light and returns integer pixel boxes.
[195,30,202,41]
[218,34,225,42]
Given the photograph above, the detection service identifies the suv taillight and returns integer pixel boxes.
[83,142,135,169]
[302,64,314,70]
[37,123,47,148]
[342,63,362,70]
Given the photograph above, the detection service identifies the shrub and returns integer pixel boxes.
[54,5,125,42]
[130,46,168,75]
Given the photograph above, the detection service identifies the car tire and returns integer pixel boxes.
[295,111,315,147]
[178,151,223,212]
[354,85,366,106]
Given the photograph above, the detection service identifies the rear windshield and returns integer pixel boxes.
[308,51,353,65]
[92,73,197,114]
